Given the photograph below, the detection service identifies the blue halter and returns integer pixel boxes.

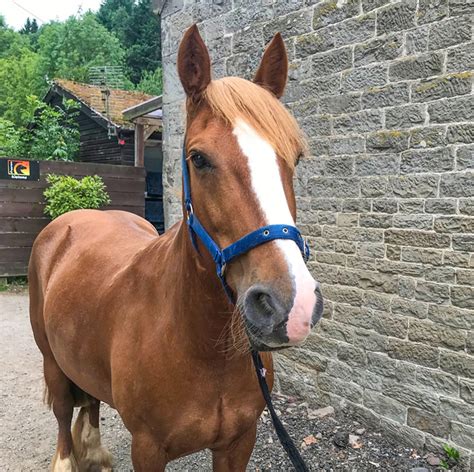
[182,144,310,300]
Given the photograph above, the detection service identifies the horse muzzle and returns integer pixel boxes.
[242,282,324,351]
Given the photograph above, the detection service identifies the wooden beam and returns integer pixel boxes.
[144,125,160,141]
[134,123,145,167]
[135,117,162,127]
[123,96,162,121]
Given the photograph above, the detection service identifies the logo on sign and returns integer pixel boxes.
[7,160,30,179]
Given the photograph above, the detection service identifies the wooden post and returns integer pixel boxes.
[134,123,145,167]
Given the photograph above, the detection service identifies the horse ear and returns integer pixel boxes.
[254,33,288,99]
[177,25,211,101]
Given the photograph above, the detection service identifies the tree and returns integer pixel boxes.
[20,18,38,35]
[38,13,126,83]
[97,0,161,84]
[135,66,162,96]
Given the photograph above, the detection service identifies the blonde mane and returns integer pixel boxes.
[203,77,307,167]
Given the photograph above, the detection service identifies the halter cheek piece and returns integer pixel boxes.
[182,145,310,300]
[182,142,311,472]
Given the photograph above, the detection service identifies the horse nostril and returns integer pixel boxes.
[256,291,274,316]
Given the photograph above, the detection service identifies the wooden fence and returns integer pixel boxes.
[0,159,145,276]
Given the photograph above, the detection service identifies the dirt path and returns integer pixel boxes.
[1,292,435,471]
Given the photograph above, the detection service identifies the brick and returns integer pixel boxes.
[386,338,439,368]
[385,229,450,248]
[389,53,443,81]
[311,46,353,76]
[312,0,360,29]
[377,0,416,34]
[411,72,472,103]
[440,350,474,378]
[440,397,474,427]
[391,297,428,319]
[450,422,474,451]
[451,285,474,309]
[319,93,361,114]
[416,366,458,396]
[400,148,453,173]
[407,408,450,438]
[417,0,448,24]
[429,95,474,124]
[401,247,442,265]
[425,198,457,215]
[364,390,406,423]
[409,319,466,350]
[434,216,474,233]
[367,130,409,153]
[458,199,474,216]
[405,26,429,55]
[383,378,439,412]
[447,123,474,145]
[446,42,474,73]
[428,16,472,50]
[440,172,474,197]
[362,83,409,109]
[393,214,433,230]
[354,34,403,66]
[334,110,383,134]
[456,145,474,171]
[460,379,474,405]
[263,9,313,41]
[385,104,425,129]
[409,126,446,149]
[355,154,399,176]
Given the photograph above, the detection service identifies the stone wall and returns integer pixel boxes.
[160,0,473,466]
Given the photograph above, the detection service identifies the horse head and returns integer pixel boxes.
[177,25,324,351]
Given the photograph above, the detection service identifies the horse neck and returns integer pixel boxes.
[159,219,245,360]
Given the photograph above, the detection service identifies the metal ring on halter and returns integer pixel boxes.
[186,203,194,220]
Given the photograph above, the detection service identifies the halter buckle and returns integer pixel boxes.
[186,202,194,220]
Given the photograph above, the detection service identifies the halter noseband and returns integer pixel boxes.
[182,144,310,300]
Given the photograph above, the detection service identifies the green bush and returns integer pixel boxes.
[43,174,111,219]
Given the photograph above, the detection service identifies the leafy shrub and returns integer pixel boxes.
[43,174,111,219]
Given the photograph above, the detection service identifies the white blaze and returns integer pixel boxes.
[233,119,317,343]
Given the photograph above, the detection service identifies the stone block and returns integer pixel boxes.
[342,199,372,213]
[409,126,446,149]
[364,390,406,423]
[425,199,457,215]
[355,154,399,176]
[460,379,474,405]
[393,214,433,230]
[406,26,429,55]
[384,229,450,249]
[457,269,474,287]
[334,240,356,254]
[456,145,474,171]
[341,64,387,92]
[409,319,466,351]
[440,350,474,378]
[429,95,474,124]
[398,277,416,298]
[415,280,450,303]
[311,46,353,76]
[337,343,367,367]
[319,93,361,114]
[318,373,364,402]
[446,42,474,73]
[434,216,474,234]
[428,16,472,50]
[372,199,397,213]
[377,0,416,34]
[447,123,474,145]
[361,176,389,197]
[416,366,459,396]
[452,234,474,252]
[386,338,439,368]
[379,418,426,450]
[407,408,450,438]
[310,177,360,198]
[440,397,474,427]
[401,148,453,173]
[386,244,401,260]
[367,130,409,153]
[362,83,409,109]
[328,136,366,155]
[423,266,455,284]
[318,316,356,342]
[232,25,263,54]
[360,213,393,228]
[263,9,313,41]
[389,53,443,81]
[385,104,425,129]
[391,297,428,319]
[334,110,383,134]
[417,0,448,24]
[450,422,474,451]
[451,285,474,310]
[401,247,442,265]
[312,0,360,30]
[428,304,474,330]
[440,173,474,198]
[459,199,474,216]
[411,72,472,103]
[354,34,403,66]
[383,378,439,412]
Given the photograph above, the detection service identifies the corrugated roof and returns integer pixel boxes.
[53,79,156,129]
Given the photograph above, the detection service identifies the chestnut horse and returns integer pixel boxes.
[29,25,323,471]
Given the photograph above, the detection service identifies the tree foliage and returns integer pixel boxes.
[44,174,111,219]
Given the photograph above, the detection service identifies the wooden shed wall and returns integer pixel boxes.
[0,159,145,276]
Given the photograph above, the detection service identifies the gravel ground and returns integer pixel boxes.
[1,292,436,471]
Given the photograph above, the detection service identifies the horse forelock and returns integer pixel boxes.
[202,77,307,168]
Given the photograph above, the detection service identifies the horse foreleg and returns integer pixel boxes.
[131,431,167,472]
[44,357,79,472]
[211,424,257,472]
[72,400,113,471]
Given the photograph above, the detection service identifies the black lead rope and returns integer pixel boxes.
[251,351,310,472]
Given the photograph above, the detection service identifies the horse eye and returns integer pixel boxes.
[296,153,303,166]
[190,153,209,170]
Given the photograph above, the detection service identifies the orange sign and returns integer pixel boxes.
[8,160,30,177]
[0,158,39,181]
